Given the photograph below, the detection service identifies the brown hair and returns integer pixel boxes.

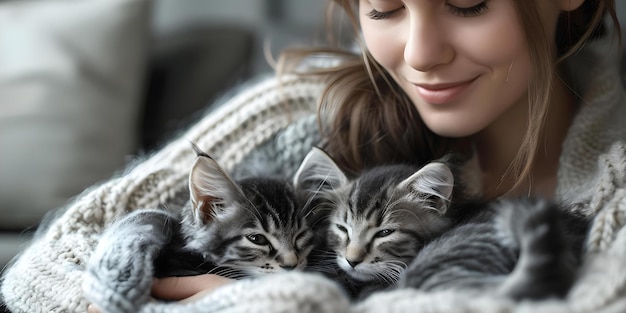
[506,0,620,192]
[276,0,621,183]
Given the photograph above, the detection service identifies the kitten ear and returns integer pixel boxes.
[398,162,454,215]
[293,147,348,192]
[189,150,244,223]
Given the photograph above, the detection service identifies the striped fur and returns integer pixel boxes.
[296,148,588,300]
[323,164,458,284]
[154,149,319,279]
[295,148,469,297]
[399,197,587,300]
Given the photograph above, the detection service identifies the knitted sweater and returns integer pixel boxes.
[2,34,625,312]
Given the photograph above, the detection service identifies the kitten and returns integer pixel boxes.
[295,147,588,300]
[84,146,326,312]
[152,144,331,278]
[105,144,323,279]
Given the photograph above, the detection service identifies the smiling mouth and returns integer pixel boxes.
[413,77,478,104]
[416,79,474,90]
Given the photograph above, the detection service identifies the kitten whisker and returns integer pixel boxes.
[209,267,248,280]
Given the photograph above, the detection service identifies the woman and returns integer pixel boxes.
[144,0,624,304]
[150,0,624,302]
[3,0,624,312]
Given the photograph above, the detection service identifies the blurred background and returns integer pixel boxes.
[0,0,330,274]
[153,0,329,74]
[0,0,625,290]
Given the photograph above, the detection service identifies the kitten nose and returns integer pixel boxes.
[279,252,298,270]
[346,245,365,268]
[347,259,362,268]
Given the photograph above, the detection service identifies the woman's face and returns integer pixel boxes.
[359,0,561,138]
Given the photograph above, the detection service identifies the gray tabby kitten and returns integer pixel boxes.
[88,145,320,281]
[85,145,328,312]
[152,145,323,278]
[85,146,324,312]
[295,147,587,300]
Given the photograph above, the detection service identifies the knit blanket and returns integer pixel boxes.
[0,74,325,312]
[2,35,626,312]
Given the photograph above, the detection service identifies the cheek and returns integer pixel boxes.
[374,237,418,263]
[359,11,407,71]
[432,14,532,134]
[456,8,528,70]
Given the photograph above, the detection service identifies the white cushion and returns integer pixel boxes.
[0,0,152,228]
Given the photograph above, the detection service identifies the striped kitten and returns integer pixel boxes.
[295,147,588,300]
[84,146,325,312]
[151,146,322,278]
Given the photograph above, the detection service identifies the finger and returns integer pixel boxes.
[179,287,222,304]
[87,304,101,313]
[151,275,233,301]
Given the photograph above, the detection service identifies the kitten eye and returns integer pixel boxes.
[294,230,312,247]
[246,234,269,245]
[335,224,348,233]
[375,229,395,238]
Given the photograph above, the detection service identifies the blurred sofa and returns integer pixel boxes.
[0,0,256,273]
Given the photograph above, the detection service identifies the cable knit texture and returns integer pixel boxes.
[2,33,626,312]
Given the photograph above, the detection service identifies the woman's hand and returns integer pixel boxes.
[151,274,234,302]
[87,274,234,313]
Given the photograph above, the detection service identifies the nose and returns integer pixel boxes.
[345,244,366,268]
[278,251,299,270]
[404,14,453,72]
[347,259,362,269]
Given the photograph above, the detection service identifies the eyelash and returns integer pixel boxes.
[367,7,404,20]
[447,1,488,17]
[366,1,489,20]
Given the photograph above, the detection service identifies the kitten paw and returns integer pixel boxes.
[498,198,577,300]
[83,209,175,313]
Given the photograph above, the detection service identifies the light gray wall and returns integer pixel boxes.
[153,0,269,33]
[152,0,327,74]
[617,1,626,25]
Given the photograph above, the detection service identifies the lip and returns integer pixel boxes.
[413,77,478,104]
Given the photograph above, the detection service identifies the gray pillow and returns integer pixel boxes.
[0,0,152,229]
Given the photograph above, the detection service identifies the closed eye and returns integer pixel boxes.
[335,224,348,233]
[366,6,405,20]
[294,230,312,248]
[367,2,488,20]
[446,1,488,17]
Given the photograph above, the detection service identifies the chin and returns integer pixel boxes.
[342,267,376,282]
[347,271,375,282]
[424,122,481,138]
